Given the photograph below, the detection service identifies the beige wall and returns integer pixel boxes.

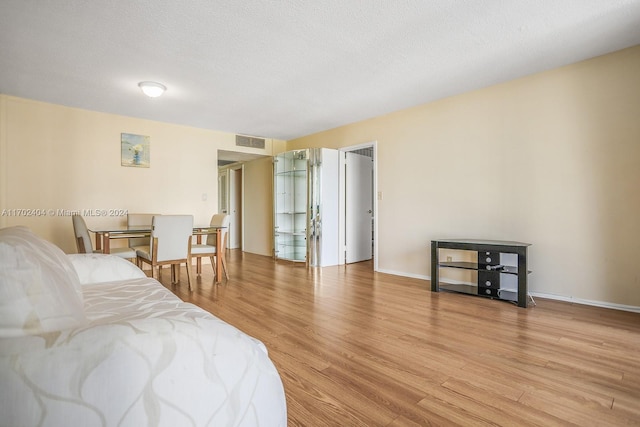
[288,45,640,309]
[243,156,274,256]
[0,95,276,255]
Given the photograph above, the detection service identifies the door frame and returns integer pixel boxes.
[229,165,244,250]
[218,163,245,250]
[339,141,378,271]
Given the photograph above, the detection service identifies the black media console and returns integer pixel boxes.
[430,239,531,308]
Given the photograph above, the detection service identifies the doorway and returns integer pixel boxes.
[340,142,376,269]
[217,164,242,250]
[217,149,272,256]
[228,167,242,249]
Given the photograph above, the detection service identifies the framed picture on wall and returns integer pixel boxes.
[121,133,150,168]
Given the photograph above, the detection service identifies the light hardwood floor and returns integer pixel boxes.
[156,250,640,426]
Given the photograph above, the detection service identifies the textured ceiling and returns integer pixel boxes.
[1,1,639,141]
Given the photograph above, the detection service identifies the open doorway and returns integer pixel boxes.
[217,149,271,254]
[340,142,377,270]
[228,167,242,249]
[218,165,244,250]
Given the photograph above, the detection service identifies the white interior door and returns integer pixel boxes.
[345,152,373,263]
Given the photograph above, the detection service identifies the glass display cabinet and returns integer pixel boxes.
[274,149,309,262]
[273,148,339,266]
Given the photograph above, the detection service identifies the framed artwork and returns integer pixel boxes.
[121,133,150,167]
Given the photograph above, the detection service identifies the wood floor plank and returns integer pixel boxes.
[517,391,634,427]
[612,389,640,421]
[436,378,569,427]
[158,251,640,426]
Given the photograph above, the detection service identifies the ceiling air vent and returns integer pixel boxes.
[236,135,265,149]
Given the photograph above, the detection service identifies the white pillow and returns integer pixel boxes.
[0,226,86,337]
[68,253,146,285]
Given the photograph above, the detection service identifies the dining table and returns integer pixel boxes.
[88,225,227,283]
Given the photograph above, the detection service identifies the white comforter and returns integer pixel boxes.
[0,277,287,427]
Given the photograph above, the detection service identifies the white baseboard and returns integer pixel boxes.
[529,292,640,313]
[374,269,640,313]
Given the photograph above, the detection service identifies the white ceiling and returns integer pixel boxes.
[1,1,639,141]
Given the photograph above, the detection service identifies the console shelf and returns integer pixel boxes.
[431,239,532,308]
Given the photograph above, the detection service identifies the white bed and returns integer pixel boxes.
[0,226,287,426]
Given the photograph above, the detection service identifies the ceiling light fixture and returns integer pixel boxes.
[138,81,166,98]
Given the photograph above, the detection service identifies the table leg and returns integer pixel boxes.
[215,230,223,282]
[196,234,202,275]
[103,232,111,254]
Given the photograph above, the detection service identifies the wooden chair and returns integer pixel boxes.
[71,214,136,260]
[191,213,230,280]
[136,215,194,290]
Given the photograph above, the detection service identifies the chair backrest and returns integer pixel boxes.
[151,215,193,262]
[206,214,231,247]
[127,213,158,247]
[71,214,93,253]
